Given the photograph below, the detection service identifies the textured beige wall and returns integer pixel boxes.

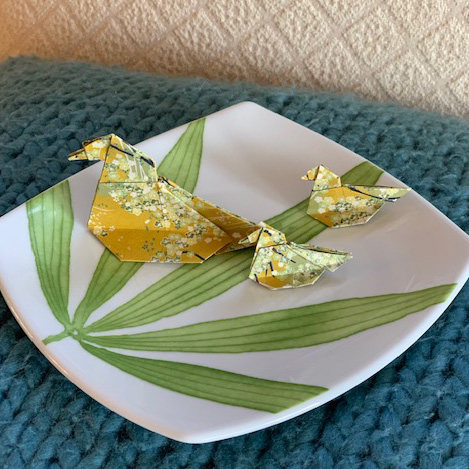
[1,0,468,118]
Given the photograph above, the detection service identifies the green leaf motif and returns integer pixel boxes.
[34,121,327,412]
[84,284,456,352]
[157,118,206,191]
[81,342,326,413]
[29,120,452,415]
[27,181,73,327]
[84,162,383,333]
[73,118,206,328]
[73,250,142,328]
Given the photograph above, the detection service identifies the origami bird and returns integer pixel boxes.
[69,134,260,263]
[240,223,352,290]
[302,165,410,227]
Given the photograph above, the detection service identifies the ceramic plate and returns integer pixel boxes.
[0,102,468,443]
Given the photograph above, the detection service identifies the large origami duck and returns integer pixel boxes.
[302,165,410,227]
[69,134,260,263]
[240,223,352,290]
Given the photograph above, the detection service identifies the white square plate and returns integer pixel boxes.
[0,102,468,443]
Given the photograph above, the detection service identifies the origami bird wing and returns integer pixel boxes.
[347,185,410,201]
[301,165,341,190]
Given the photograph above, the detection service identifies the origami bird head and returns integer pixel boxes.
[239,222,286,248]
[69,134,157,183]
[301,165,341,190]
[68,135,113,161]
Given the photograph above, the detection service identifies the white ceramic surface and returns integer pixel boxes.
[0,102,468,443]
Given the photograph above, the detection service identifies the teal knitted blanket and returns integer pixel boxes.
[0,57,468,469]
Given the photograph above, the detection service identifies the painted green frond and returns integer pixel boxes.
[84,284,455,352]
[85,162,383,333]
[157,118,206,192]
[81,342,326,413]
[84,249,253,333]
[72,119,206,328]
[27,181,74,327]
[73,250,143,328]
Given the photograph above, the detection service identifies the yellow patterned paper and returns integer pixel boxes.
[69,134,260,263]
[302,165,410,227]
[241,223,352,290]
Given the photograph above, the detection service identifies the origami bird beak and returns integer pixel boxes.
[302,165,341,190]
[68,149,89,161]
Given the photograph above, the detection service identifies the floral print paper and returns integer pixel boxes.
[69,134,260,263]
[242,223,352,290]
[302,165,410,227]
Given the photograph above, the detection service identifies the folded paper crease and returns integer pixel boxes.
[302,165,410,227]
[241,223,352,290]
[69,134,260,263]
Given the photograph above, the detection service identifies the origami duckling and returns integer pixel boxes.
[69,134,260,263]
[302,165,410,227]
[240,223,352,290]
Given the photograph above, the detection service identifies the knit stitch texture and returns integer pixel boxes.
[0,57,468,469]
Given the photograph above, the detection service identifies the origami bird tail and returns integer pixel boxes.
[301,165,341,190]
[289,243,352,272]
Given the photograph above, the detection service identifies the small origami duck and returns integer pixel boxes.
[240,223,352,290]
[302,165,410,227]
[69,134,260,263]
